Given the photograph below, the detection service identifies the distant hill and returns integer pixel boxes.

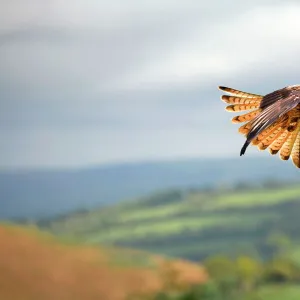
[39,184,300,262]
[0,224,207,300]
[0,157,298,220]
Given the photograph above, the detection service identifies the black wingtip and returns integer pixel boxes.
[240,140,250,156]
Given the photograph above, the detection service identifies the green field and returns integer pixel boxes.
[251,285,300,300]
[38,184,300,261]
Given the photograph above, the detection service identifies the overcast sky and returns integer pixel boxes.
[1,0,300,170]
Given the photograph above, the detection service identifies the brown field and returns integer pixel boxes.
[0,225,208,300]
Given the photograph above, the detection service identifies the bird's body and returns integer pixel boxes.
[219,85,300,168]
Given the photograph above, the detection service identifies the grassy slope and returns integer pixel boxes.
[39,184,300,261]
[246,285,300,300]
[0,225,207,300]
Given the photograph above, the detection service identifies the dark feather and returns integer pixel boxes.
[260,88,290,109]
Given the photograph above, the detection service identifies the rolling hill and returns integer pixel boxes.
[0,157,299,220]
[0,224,207,300]
[38,183,300,262]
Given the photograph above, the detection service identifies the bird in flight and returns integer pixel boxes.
[219,85,300,168]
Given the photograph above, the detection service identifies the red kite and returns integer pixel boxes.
[219,85,300,168]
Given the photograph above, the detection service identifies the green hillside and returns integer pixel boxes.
[38,183,300,261]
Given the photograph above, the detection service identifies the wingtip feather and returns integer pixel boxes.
[240,140,250,156]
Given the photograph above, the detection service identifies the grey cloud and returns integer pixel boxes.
[1,1,299,92]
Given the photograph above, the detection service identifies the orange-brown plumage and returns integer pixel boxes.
[219,85,300,168]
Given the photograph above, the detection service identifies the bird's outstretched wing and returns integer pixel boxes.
[219,85,300,168]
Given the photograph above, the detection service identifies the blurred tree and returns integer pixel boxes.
[204,255,237,281]
[203,255,237,298]
[263,257,298,283]
[176,282,222,300]
[236,256,262,292]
